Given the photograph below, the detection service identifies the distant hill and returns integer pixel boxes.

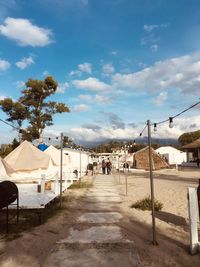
[79,137,178,148]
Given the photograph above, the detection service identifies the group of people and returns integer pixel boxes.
[101,158,112,175]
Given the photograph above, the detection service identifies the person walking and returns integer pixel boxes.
[196,158,200,168]
[102,159,106,174]
[106,158,112,175]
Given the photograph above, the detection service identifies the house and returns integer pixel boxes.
[181,138,200,163]
[156,146,186,165]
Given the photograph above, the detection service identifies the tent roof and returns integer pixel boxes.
[135,146,169,170]
[0,157,14,177]
[5,140,51,171]
[181,138,200,149]
[44,145,70,166]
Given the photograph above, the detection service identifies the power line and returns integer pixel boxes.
[0,118,19,130]
[139,99,200,135]
[156,99,200,126]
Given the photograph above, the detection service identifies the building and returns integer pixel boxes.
[156,146,186,165]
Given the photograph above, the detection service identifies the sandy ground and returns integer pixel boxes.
[115,168,200,266]
[0,169,200,266]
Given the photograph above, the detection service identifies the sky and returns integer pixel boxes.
[0,0,200,145]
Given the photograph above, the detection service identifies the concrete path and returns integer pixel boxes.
[44,174,139,267]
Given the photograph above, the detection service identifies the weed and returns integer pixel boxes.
[130,196,163,211]
[68,181,93,189]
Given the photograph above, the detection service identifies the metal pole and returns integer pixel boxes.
[79,147,82,181]
[125,145,127,195]
[118,153,120,183]
[60,132,63,207]
[147,119,157,245]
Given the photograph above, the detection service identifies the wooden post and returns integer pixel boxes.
[188,187,200,254]
[60,132,63,207]
[147,119,157,245]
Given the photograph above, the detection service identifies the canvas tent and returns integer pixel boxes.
[134,146,169,170]
[0,157,14,179]
[5,140,52,172]
[156,146,186,165]
[44,145,70,166]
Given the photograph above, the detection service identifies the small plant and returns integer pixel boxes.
[130,196,163,211]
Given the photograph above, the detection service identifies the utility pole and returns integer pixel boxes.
[147,120,157,245]
[60,132,63,207]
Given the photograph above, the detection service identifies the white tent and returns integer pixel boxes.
[156,146,186,165]
[0,157,14,179]
[44,145,70,166]
[5,140,52,172]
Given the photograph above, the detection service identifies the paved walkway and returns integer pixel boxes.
[45,174,139,267]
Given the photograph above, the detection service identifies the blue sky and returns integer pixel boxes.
[0,0,200,144]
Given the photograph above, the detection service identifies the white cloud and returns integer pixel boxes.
[144,23,169,32]
[16,80,25,88]
[102,63,115,75]
[43,70,49,76]
[95,94,113,104]
[0,58,10,71]
[56,82,69,93]
[73,104,90,112]
[151,44,158,52]
[69,62,92,77]
[64,114,200,143]
[111,51,118,56]
[16,56,34,69]
[78,94,92,101]
[154,92,168,106]
[69,70,81,77]
[0,17,53,46]
[112,52,200,95]
[78,62,92,74]
[141,33,160,46]
[0,95,6,100]
[144,24,158,32]
[72,77,111,91]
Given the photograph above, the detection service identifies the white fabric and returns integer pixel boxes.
[0,157,14,178]
[44,145,70,166]
[5,140,51,171]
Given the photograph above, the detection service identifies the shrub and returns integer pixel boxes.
[130,196,163,211]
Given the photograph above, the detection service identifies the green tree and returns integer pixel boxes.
[12,138,20,149]
[0,76,70,141]
[63,136,76,148]
[178,130,200,146]
[0,98,28,129]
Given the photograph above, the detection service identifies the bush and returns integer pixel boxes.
[130,196,163,211]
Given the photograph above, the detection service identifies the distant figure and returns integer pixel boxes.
[102,159,106,174]
[197,179,200,217]
[106,158,112,175]
[123,162,129,172]
[197,158,200,168]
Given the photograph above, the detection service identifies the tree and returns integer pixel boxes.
[0,98,28,129]
[0,76,70,141]
[63,136,76,148]
[12,138,20,149]
[178,130,200,146]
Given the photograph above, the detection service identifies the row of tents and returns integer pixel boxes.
[0,140,88,181]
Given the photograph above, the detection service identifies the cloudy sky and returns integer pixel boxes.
[0,0,200,144]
